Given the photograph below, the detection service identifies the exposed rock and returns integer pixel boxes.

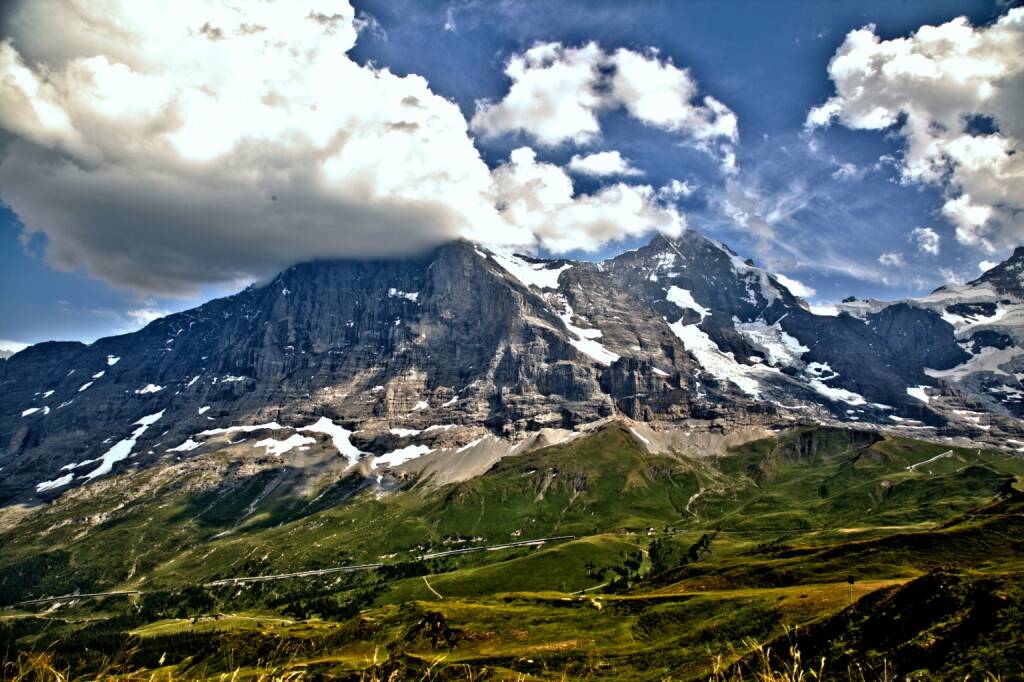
[2,233,1023,503]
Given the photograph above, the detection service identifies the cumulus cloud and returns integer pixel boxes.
[878,252,905,267]
[910,226,940,256]
[470,42,738,170]
[807,9,1024,252]
[979,260,998,272]
[491,147,685,254]
[0,1,687,295]
[471,42,605,147]
[567,150,642,177]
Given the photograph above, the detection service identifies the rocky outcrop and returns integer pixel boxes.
[2,233,1022,503]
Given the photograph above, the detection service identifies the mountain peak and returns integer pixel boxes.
[4,229,1023,505]
[966,244,1024,297]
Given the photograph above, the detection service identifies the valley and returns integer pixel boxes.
[3,423,1023,679]
[3,1,1023,678]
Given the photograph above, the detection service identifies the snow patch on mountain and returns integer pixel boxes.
[387,288,420,302]
[490,253,572,290]
[554,297,620,366]
[199,422,284,436]
[84,410,165,481]
[831,299,889,319]
[735,318,808,368]
[300,417,362,465]
[940,303,1011,333]
[374,444,432,468]
[808,304,840,317]
[666,286,709,320]
[808,380,867,406]
[255,433,316,456]
[907,385,932,404]
[926,346,1024,381]
[719,245,782,306]
[36,473,74,493]
[804,362,867,406]
[917,281,999,305]
[668,319,762,396]
[168,438,201,453]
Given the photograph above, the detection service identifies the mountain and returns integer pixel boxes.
[3,230,1024,679]
[2,231,1023,504]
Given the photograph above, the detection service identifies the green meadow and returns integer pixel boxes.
[3,423,1023,679]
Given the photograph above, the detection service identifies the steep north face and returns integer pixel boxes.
[3,231,1023,502]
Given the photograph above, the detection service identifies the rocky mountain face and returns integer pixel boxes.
[3,232,1023,503]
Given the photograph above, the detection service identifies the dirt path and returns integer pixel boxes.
[422,575,444,600]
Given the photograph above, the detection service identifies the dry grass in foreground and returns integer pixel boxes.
[2,642,1010,681]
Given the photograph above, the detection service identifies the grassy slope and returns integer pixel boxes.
[2,423,1023,679]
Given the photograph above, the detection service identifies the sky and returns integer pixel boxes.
[1,0,1022,349]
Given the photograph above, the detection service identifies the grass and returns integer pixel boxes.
[1,423,1023,679]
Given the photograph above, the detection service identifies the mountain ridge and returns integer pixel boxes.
[3,229,1023,503]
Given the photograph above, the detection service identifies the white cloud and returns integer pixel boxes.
[773,273,816,298]
[979,260,998,272]
[491,147,685,254]
[719,175,814,245]
[808,9,1024,252]
[125,308,170,326]
[443,6,457,32]
[940,267,966,286]
[910,226,940,256]
[658,179,696,200]
[609,47,738,147]
[471,42,737,171]
[353,10,387,42]
[830,162,861,181]
[567,150,642,177]
[0,339,30,354]
[0,1,687,295]
[878,252,905,267]
[471,42,606,147]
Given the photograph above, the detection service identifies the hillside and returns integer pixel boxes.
[2,423,1023,679]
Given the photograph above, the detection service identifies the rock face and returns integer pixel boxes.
[2,232,1023,503]
[965,246,1024,299]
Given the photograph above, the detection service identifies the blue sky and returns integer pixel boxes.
[1,0,1019,347]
